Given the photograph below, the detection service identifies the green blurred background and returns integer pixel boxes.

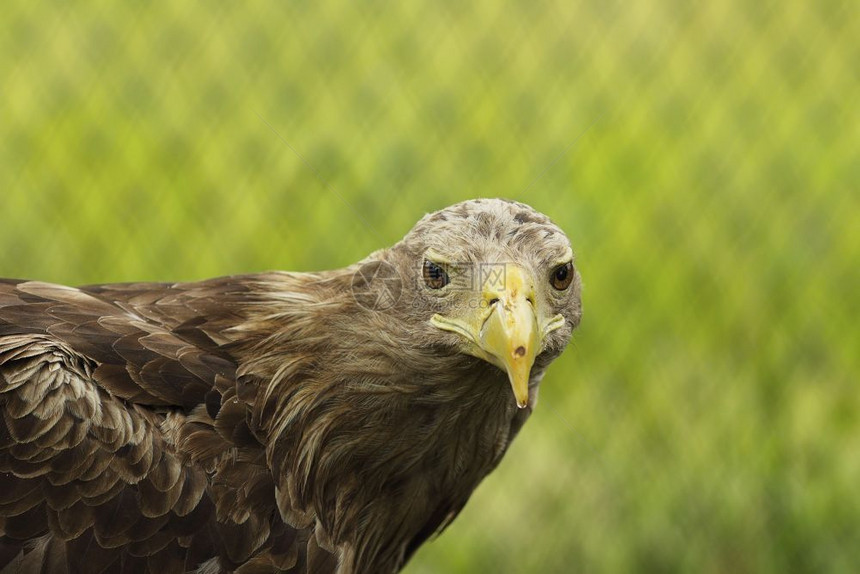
[2,0,858,572]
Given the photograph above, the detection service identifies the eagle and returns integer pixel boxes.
[0,198,582,573]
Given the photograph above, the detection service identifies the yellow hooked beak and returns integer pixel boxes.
[430,264,565,408]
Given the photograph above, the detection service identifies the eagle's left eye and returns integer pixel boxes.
[423,260,449,289]
[550,262,574,290]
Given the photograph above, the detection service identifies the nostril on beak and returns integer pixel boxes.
[514,346,526,358]
[488,297,500,306]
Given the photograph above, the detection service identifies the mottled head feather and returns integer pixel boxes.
[399,198,572,268]
[374,198,582,362]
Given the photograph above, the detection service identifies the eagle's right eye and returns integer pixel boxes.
[423,260,449,289]
[550,261,574,290]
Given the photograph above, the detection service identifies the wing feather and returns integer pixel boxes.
[0,277,307,572]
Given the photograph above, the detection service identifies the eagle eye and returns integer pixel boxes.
[423,260,449,289]
[550,262,574,290]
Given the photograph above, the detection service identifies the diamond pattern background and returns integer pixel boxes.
[1,0,858,572]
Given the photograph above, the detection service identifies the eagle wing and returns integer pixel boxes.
[0,278,310,573]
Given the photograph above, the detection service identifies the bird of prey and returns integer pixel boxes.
[0,198,582,573]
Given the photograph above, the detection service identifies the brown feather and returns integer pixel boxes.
[1,199,582,573]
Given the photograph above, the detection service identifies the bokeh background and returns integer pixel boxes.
[2,0,858,572]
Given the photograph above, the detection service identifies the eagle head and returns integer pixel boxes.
[368,198,582,409]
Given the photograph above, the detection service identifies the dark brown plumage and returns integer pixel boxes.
[0,199,582,573]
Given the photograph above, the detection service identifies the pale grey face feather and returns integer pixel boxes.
[384,198,582,407]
